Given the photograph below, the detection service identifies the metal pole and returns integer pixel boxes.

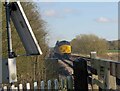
[5,0,15,58]
[5,0,14,58]
[4,0,17,84]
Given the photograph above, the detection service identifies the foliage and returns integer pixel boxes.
[107,50,120,53]
[71,34,108,55]
[108,40,120,50]
[2,2,49,84]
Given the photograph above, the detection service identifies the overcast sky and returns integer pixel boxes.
[36,2,118,47]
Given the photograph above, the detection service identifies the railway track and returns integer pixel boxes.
[54,54,80,76]
[56,54,98,77]
[57,55,93,88]
[58,54,91,68]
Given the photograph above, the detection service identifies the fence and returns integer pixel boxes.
[73,52,120,90]
[2,76,73,90]
[2,52,120,90]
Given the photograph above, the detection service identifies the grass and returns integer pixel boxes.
[107,50,120,53]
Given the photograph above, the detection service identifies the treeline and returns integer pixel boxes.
[71,34,119,55]
[108,40,120,50]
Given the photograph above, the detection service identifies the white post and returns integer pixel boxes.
[3,86,7,91]
[15,87,18,91]
[54,79,58,90]
[47,80,51,90]
[26,83,30,90]
[41,81,44,91]
[19,84,23,91]
[11,85,15,91]
[34,82,38,90]
[8,58,17,83]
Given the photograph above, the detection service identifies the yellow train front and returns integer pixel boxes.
[54,40,71,59]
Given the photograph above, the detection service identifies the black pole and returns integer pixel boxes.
[73,58,88,90]
[5,0,14,58]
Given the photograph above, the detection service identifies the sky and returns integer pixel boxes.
[36,2,118,47]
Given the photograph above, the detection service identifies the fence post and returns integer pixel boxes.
[11,84,15,91]
[90,52,99,90]
[15,87,18,91]
[26,83,30,90]
[41,81,44,91]
[67,76,73,90]
[116,63,120,90]
[3,86,7,91]
[110,63,116,90]
[54,79,58,91]
[60,79,65,90]
[47,80,52,90]
[73,58,88,90]
[105,62,111,89]
[19,84,23,91]
[34,82,38,90]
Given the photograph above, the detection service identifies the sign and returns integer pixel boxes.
[1,58,17,83]
[10,1,42,56]
[8,58,17,83]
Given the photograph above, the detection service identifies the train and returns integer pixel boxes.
[53,40,72,59]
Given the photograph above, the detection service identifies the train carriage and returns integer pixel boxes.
[54,40,71,59]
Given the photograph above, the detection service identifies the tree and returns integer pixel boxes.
[71,34,108,55]
[2,2,49,84]
[108,40,119,50]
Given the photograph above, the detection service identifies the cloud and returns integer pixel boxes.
[42,8,80,18]
[43,9,57,17]
[95,17,116,23]
[64,8,74,13]
[43,9,64,18]
[63,8,80,14]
